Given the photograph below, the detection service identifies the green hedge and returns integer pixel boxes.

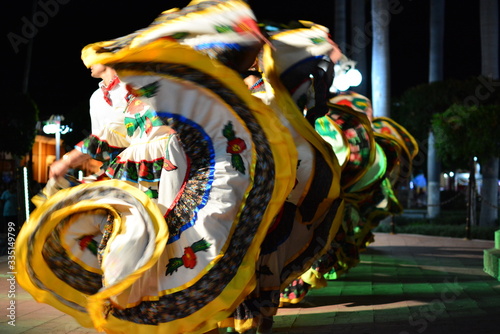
[375,223,496,240]
[374,215,498,240]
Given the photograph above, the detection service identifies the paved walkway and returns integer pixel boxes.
[1,233,499,334]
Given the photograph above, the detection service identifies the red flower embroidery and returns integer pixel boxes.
[227,138,247,154]
[381,126,392,134]
[333,117,343,125]
[165,239,211,275]
[163,159,178,171]
[139,163,150,178]
[125,84,139,98]
[182,247,197,269]
[344,128,358,139]
[234,17,257,32]
[351,152,362,163]
[222,122,247,174]
[145,118,153,135]
[107,167,116,177]
[79,235,94,251]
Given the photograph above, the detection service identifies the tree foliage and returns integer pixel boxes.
[392,76,500,170]
[392,76,500,144]
[0,92,39,158]
[431,104,500,167]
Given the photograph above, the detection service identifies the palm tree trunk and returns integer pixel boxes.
[427,0,445,219]
[479,0,499,227]
[466,157,477,239]
[427,131,441,219]
[371,0,390,117]
[480,0,499,78]
[335,0,347,52]
[429,0,445,82]
[480,158,499,227]
[351,0,369,97]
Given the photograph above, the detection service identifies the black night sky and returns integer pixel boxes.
[2,0,484,133]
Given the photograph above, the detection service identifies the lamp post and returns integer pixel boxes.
[43,115,72,160]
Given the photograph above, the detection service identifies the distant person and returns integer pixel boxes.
[1,182,17,232]
[412,171,427,207]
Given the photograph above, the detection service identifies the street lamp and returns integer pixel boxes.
[43,115,72,160]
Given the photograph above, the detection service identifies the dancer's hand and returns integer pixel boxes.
[49,158,70,179]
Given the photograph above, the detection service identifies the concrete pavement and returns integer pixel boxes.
[1,232,499,334]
